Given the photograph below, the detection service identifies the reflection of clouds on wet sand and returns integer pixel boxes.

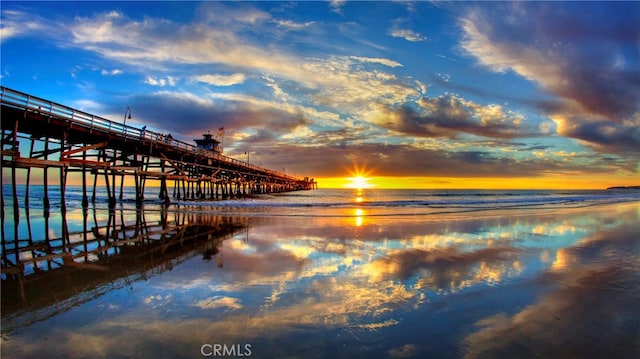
[4,276,415,357]
[389,343,418,358]
[195,296,242,311]
[362,247,521,292]
[464,223,640,358]
[6,220,527,357]
[3,203,639,358]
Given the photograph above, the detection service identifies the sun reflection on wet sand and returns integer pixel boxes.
[354,208,365,227]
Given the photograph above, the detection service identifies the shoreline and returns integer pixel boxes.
[2,187,639,220]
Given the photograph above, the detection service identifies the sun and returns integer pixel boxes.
[344,162,375,189]
[346,175,373,189]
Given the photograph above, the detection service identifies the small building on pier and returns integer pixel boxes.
[194,132,222,153]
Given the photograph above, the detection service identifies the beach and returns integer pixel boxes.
[1,188,639,358]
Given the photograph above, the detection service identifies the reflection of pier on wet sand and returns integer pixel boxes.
[1,208,249,330]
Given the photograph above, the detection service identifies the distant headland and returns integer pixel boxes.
[607,186,640,190]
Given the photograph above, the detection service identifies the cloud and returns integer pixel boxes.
[329,0,346,14]
[459,2,640,153]
[3,7,451,154]
[459,3,640,118]
[298,56,421,117]
[387,16,427,42]
[100,69,123,76]
[0,9,53,42]
[63,8,395,103]
[195,2,271,27]
[122,91,310,139]
[373,95,531,139]
[66,9,309,82]
[237,142,607,179]
[62,10,420,119]
[550,113,640,156]
[194,73,246,87]
[349,55,402,68]
[144,76,177,87]
[388,28,427,42]
[274,19,315,30]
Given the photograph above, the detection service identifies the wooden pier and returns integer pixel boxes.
[1,86,317,213]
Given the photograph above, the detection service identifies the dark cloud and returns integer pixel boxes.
[240,128,279,144]
[558,117,640,155]
[240,142,607,178]
[460,2,640,153]
[116,92,310,138]
[521,144,553,151]
[375,95,536,139]
[461,2,640,119]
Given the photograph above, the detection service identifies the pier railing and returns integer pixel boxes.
[1,86,301,182]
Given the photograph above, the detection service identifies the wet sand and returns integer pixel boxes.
[1,201,639,358]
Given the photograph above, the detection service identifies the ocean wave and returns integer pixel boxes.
[170,192,640,210]
[4,186,640,213]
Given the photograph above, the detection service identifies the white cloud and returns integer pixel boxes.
[275,19,315,30]
[299,56,419,120]
[330,0,346,14]
[71,99,104,113]
[145,76,177,87]
[437,72,450,82]
[388,28,427,42]
[0,10,48,42]
[62,11,423,124]
[67,12,315,84]
[194,73,246,86]
[262,74,288,103]
[349,56,402,68]
[101,69,123,76]
[70,10,126,44]
[0,24,20,41]
[155,90,215,108]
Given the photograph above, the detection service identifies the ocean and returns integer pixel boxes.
[4,184,640,215]
[1,186,639,358]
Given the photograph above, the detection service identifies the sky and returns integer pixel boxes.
[1,1,639,189]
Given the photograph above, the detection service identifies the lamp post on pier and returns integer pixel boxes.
[124,107,132,125]
[123,107,132,138]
